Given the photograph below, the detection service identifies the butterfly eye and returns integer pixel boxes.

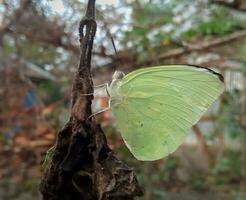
[113,71,125,80]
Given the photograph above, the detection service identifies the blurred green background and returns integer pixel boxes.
[0,0,246,199]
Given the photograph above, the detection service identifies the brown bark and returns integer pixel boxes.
[192,125,212,166]
[200,115,217,122]
[39,1,142,199]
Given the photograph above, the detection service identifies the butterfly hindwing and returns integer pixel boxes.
[111,65,224,161]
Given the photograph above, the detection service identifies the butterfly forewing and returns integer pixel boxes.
[111,65,224,161]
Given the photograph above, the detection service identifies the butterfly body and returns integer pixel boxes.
[108,71,125,108]
[107,65,224,161]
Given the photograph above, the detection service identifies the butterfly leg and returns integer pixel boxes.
[80,83,109,96]
[94,83,108,89]
[105,83,110,96]
[87,107,110,119]
[80,92,95,96]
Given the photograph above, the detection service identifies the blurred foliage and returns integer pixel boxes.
[184,17,242,38]
[212,151,242,185]
[160,156,181,184]
[218,89,243,139]
[38,81,62,104]
[190,174,208,192]
[17,179,39,196]
[3,36,57,66]
[111,132,243,196]
[120,0,246,61]
[242,62,246,75]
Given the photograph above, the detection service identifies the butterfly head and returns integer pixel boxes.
[112,71,125,80]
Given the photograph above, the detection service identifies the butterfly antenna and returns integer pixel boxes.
[110,36,118,58]
[109,35,122,72]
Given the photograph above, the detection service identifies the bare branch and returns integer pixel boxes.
[192,125,212,166]
[153,29,246,62]
[40,1,142,199]
[213,0,246,12]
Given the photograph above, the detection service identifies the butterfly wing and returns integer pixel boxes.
[111,65,224,161]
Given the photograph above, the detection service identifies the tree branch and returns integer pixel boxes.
[71,0,97,120]
[192,125,212,166]
[153,29,246,62]
[39,1,142,199]
[213,0,246,12]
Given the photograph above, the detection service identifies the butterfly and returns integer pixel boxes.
[106,65,224,161]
